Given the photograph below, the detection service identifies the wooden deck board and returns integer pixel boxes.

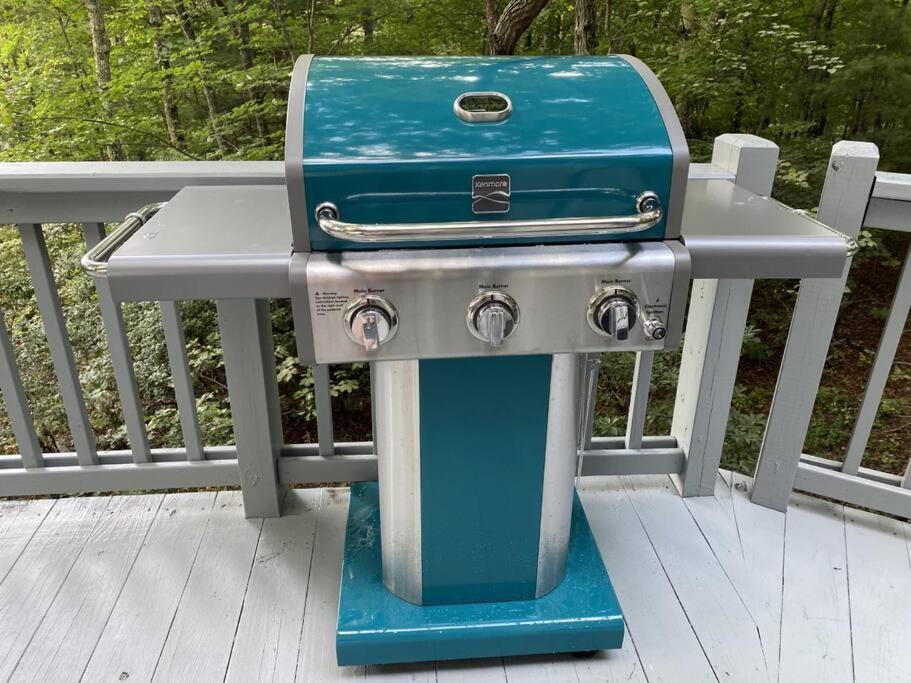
[779,493,853,683]
[580,477,715,682]
[81,492,217,682]
[844,506,911,681]
[0,475,905,682]
[225,488,320,683]
[10,494,163,682]
[151,490,263,682]
[0,496,110,681]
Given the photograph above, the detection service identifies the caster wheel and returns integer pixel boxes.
[572,650,599,659]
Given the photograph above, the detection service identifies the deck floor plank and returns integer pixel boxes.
[683,471,786,682]
[226,489,321,683]
[0,496,110,681]
[2,477,910,681]
[779,493,853,683]
[151,490,263,682]
[844,506,911,682]
[0,498,55,582]
[580,477,713,683]
[295,488,365,682]
[435,657,507,682]
[10,494,163,682]
[81,492,217,682]
[620,474,769,682]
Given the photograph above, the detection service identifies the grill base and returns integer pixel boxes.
[336,482,624,666]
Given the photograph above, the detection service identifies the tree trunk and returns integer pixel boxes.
[487,0,551,55]
[175,1,227,155]
[211,0,268,141]
[307,0,317,52]
[272,0,296,61]
[574,0,598,55]
[148,2,184,148]
[604,0,612,51]
[83,0,123,160]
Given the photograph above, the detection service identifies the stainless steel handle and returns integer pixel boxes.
[80,203,165,278]
[315,192,662,243]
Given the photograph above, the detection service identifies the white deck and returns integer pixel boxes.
[0,473,908,682]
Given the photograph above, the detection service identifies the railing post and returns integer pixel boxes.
[217,299,284,518]
[671,134,778,497]
[751,141,879,511]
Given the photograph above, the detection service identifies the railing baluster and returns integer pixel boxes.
[0,309,43,467]
[82,222,151,463]
[843,241,911,476]
[159,301,204,461]
[217,298,283,518]
[313,364,335,456]
[17,223,98,465]
[750,142,880,511]
[626,351,655,450]
[578,353,601,452]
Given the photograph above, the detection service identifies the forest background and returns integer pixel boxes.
[1,0,910,476]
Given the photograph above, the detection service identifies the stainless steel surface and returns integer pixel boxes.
[681,179,850,278]
[343,296,398,351]
[106,186,293,301]
[302,241,686,364]
[466,291,519,347]
[588,287,639,340]
[643,317,667,341]
[453,91,513,123]
[81,203,164,277]
[636,191,661,214]
[374,360,423,605]
[535,353,578,598]
[620,55,689,241]
[314,200,663,243]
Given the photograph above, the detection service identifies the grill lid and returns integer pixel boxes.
[286,55,687,252]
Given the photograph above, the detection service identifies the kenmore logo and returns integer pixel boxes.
[472,174,511,214]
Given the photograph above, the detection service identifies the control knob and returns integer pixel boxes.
[344,296,398,351]
[588,288,638,341]
[467,291,519,347]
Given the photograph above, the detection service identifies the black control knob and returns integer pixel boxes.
[588,289,638,341]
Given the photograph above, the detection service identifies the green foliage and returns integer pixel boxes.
[0,0,909,473]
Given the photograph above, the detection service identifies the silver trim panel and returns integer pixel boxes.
[619,55,690,241]
[285,54,314,253]
[374,360,423,605]
[535,353,579,597]
[302,241,688,364]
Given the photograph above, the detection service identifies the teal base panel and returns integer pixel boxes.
[336,482,625,666]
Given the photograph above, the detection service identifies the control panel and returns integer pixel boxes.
[300,241,690,364]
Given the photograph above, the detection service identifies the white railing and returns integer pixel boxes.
[751,146,911,517]
[1,135,905,519]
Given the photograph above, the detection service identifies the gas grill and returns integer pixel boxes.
[285,55,689,663]
[82,54,855,669]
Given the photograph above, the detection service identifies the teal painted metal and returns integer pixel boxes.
[337,482,625,666]
[417,355,552,605]
[299,56,673,251]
